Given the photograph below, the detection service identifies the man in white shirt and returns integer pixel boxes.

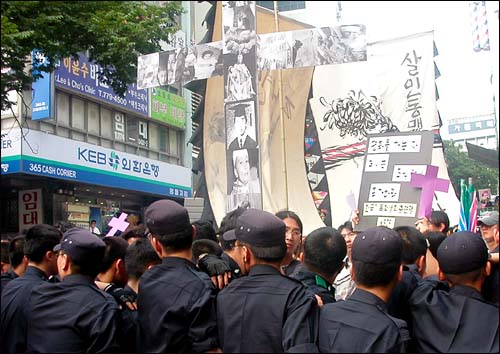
[90,220,101,236]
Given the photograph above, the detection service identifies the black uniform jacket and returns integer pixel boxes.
[137,256,218,353]
[410,280,499,353]
[291,264,336,305]
[26,274,120,353]
[318,288,410,353]
[217,264,319,353]
[1,266,47,353]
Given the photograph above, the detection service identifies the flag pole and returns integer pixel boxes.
[273,1,289,209]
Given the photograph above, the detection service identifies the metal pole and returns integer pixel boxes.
[273,1,289,209]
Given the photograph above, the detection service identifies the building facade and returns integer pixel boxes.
[1,2,196,236]
[440,112,498,151]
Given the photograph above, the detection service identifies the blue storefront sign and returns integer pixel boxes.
[32,49,53,120]
[1,130,22,174]
[14,130,191,198]
[54,53,149,116]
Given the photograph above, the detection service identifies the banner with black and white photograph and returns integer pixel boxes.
[222,1,261,212]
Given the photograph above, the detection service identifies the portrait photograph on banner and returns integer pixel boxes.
[225,99,258,152]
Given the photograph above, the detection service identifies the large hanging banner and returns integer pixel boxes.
[309,31,460,229]
[200,6,459,233]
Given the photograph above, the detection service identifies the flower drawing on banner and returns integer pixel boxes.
[319,90,399,138]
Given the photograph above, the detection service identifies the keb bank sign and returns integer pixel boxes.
[1,129,22,174]
[19,130,192,198]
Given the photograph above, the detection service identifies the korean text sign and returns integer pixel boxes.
[150,88,186,129]
[19,189,43,230]
[54,53,149,116]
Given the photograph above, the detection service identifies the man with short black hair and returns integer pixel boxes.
[333,221,358,301]
[195,208,246,287]
[415,210,450,235]
[26,228,120,353]
[388,226,428,349]
[0,235,28,293]
[478,211,499,251]
[120,225,147,245]
[97,236,129,289]
[410,231,499,352]
[1,225,61,353]
[318,226,410,353]
[217,208,319,353]
[291,227,346,304]
[138,199,219,353]
[120,238,161,352]
[90,219,101,235]
[1,239,10,274]
[192,239,223,264]
[192,220,218,243]
[217,207,247,279]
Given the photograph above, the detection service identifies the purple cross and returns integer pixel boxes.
[106,212,130,236]
[410,165,450,218]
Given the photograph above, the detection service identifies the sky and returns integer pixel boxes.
[285,1,498,120]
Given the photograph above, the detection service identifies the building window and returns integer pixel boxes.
[169,129,178,157]
[50,89,185,167]
[87,102,100,135]
[56,92,70,126]
[149,122,159,151]
[257,1,305,11]
[159,125,169,153]
[71,97,85,130]
[126,116,139,145]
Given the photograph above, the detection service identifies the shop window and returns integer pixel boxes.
[56,92,70,126]
[88,102,100,135]
[71,97,85,130]
[100,108,113,139]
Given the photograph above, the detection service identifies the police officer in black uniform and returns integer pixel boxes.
[217,208,319,353]
[0,235,27,294]
[291,226,346,305]
[1,224,60,353]
[387,225,427,349]
[26,228,120,353]
[219,229,245,278]
[138,199,219,353]
[318,226,410,353]
[409,231,499,353]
